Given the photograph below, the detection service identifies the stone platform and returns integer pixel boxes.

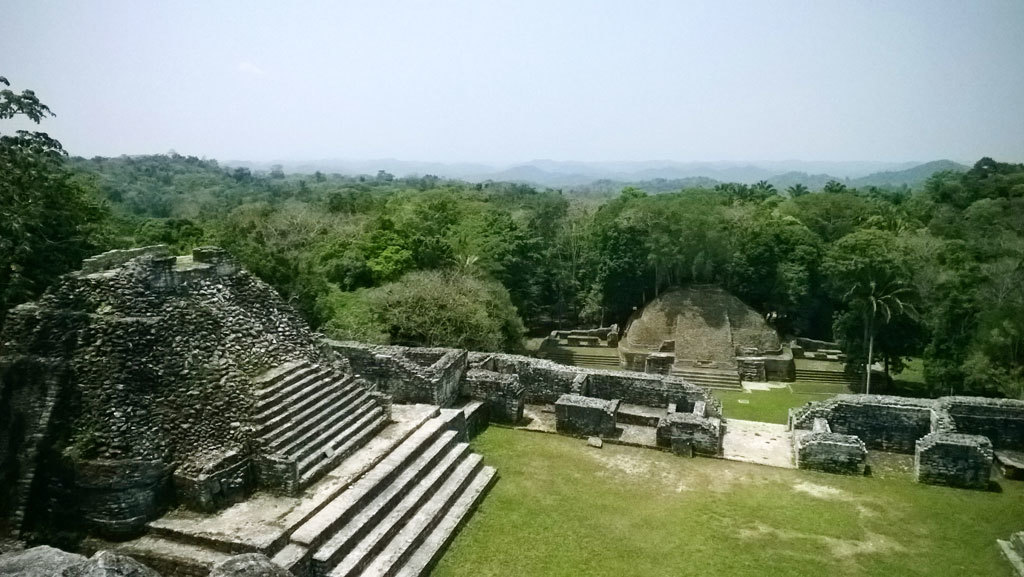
[104,404,496,577]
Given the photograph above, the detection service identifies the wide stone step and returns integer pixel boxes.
[256,362,320,403]
[264,383,366,454]
[289,416,449,550]
[256,371,348,434]
[298,407,388,484]
[393,465,498,577]
[334,454,485,577]
[312,434,465,572]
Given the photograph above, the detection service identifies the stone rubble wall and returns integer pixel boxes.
[326,341,466,407]
[940,397,1024,450]
[554,394,619,437]
[655,410,723,456]
[914,433,993,490]
[0,247,338,537]
[789,395,936,454]
[794,419,868,475]
[462,369,525,424]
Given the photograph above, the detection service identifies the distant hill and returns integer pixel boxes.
[222,157,969,192]
[851,160,969,188]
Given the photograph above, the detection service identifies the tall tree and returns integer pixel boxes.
[0,77,107,327]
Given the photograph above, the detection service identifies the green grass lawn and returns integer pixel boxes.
[434,428,1024,577]
[713,387,839,424]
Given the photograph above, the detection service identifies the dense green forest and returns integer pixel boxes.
[3,78,1023,399]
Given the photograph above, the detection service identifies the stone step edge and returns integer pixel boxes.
[297,410,390,490]
[256,372,353,432]
[295,404,384,475]
[393,465,499,577]
[265,386,369,456]
[288,416,449,548]
[312,440,469,572]
[334,454,484,577]
[147,408,440,559]
[256,363,324,402]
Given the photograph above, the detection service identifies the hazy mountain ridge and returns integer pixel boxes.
[225,158,969,191]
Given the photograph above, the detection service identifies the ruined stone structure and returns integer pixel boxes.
[3,246,1022,576]
[618,285,793,387]
[790,394,1024,488]
[0,247,397,540]
[999,530,1024,577]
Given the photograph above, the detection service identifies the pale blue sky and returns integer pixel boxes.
[2,0,1023,163]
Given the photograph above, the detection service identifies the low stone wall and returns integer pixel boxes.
[328,341,466,407]
[789,395,935,454]
[655,411,722,456]
[915,433,993,490]
[66,458,174,538]
[794,419,867,475]
[462,369,525,424]
[554,395,619,437]
[173,450,253,513]
[468,352,721,416]
[941,397,1024,450]
[80,245,170,274]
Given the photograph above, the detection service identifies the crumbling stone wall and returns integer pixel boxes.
[554,395,619,437]
[0,247,337,536]
[462,369,525,424]
[789,395,935,454]
[915,433,993,490]
[327,342,465,407]
[655,410,722,456]
[465,352,721,416]
[794,419,867,475]
[940,397,1024,450]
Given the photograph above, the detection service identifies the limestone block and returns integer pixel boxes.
[915,433,993,490]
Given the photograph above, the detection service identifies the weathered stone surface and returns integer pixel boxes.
[327,342,465,407]
[587,437,603,448]
[0,545,87,576]
[66,551,162,577]
[915,433,993,490]
[794,420,868,475]
[0,247,346,535]
[656,411,722,456]
[555,394,619,437]
[461,369,524,424]
[209,553,291,577]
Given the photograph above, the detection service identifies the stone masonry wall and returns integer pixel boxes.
[327,342,466,407]
[0,247,336,535]
[941,397,1024,450]
[462,369,525,424]
[789,395,936,454]
[915,433,993,490]
[794,419,868,475]
[466,352,721,416]
[554,395,619,437]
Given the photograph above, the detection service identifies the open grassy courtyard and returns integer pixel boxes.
[433,427,1024,577]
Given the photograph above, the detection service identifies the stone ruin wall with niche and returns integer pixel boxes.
[0,246,339,539]
[790,394,1024,488]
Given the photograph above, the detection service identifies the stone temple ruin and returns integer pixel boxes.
[618,285,794,387]
[1,246,1023,575]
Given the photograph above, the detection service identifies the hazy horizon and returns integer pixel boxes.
[3,0,1023,164]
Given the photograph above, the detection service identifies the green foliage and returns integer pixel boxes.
[0,77,109,327]
[319,270,524,352]
[36,148,1021,398]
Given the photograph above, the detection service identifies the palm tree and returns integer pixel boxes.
[842,276,916,394]
[786,183,809,198]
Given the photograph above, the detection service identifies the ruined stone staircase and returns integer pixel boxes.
[272,412,496,577]
[670,367,742,389]
[112,406,495,577]
[794,367,861,389]
[255,361,389,493]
